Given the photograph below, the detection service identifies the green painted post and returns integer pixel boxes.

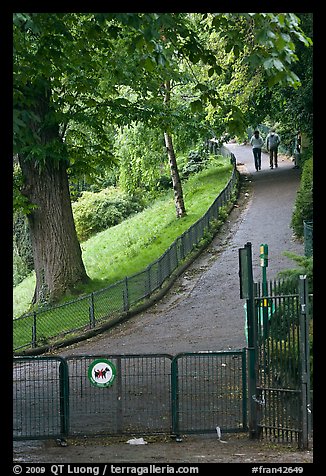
[123,277,129,311]
[242,348,248,430]
[171,356,181,440]
[298,275,311,449]
[260,244,269,339]
[89,292,95,329]
[260,244,268,295]
[246,243,258,439]
[59,358,70,437]
[32,311,37,348]
[239,242,258,438]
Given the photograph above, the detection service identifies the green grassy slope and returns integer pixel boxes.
[13,156,232,318]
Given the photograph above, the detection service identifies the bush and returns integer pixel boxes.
[156,175,172,190]
[181,150,208,178]
[291,158,313,238]
[72,187,143,242]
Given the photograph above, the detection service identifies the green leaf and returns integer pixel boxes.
[272,58,285,71]
[190,100,203,113]
[142,56,156,72]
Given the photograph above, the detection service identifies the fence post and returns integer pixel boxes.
[89,293,95,328]
[146,264,152,298]
[239,242,258,438]
[123,277,129,311]
[115,357,123,434]
[32,311,37,348]
[171,356,180,440]
[298,275,311,449]
[59,358,70,437]
[242,348,248,430]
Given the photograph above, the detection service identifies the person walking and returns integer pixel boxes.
[292,130,302,169]
[250,130,264,171]
[266,128,281,169]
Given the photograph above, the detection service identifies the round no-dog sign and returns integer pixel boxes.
[88,359,116,387]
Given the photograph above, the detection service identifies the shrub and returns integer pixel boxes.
[291,158,313,237]
[181,149,208,178]
[72,187,143,242]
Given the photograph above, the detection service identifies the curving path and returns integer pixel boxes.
[58,144,303,357]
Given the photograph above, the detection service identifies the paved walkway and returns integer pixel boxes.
[226,143,303,280]
[59,143,303,356]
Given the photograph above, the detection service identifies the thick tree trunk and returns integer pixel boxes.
[19,157,89,304]
[18,78,89,304]
[163,80,186,218]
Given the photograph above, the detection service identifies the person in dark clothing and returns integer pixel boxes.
[266,128,281,169]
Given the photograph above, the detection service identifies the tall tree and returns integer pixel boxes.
[13,13,311,305]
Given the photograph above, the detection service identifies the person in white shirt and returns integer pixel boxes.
[250,130,264,171]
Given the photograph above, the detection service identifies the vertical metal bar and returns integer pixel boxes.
[123,277,129,311]
[242,348,248,430]
[244,242,258,439]
[146,264,152,297]
[116,356,123,434]
[171,356,180,438]
[32,311,37,348]
[89,293,95,328]
[59,358,69,437]
[298,275,311,449]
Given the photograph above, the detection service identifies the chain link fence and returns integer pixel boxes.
[303,220,313,257]
[14,149,238,353]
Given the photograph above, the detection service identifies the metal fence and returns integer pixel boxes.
[253,277,313,448]
[13,356,69,439]
[303,220,313,257]
[67,354,173,436]
[171,351,247,437]
[14,153,239,353]
[13,350,247,440]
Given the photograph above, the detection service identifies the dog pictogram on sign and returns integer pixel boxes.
[88,359,116,387]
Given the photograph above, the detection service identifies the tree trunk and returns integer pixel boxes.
[164,132,186,218]
[163,80,186,218]
[18,78,89,304]
[19,156,89,304]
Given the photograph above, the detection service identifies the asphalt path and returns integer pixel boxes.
[58,143,304,356]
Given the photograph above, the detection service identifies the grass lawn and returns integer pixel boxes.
[13,155,233,322]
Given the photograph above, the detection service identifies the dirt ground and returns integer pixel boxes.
[13,433,313,464]
[13,144,313,465]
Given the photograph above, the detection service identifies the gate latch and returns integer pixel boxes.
[252,393,265,405]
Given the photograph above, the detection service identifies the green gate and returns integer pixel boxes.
[239,241,312,449]
[254,278,312,448]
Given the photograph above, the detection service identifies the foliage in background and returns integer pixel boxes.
[13,213,34,286]
[114,122,168,195]
[278,252,313,292]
